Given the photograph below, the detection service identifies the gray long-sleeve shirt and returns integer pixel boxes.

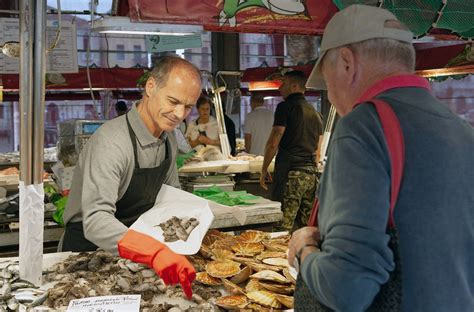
[62,104,180,253]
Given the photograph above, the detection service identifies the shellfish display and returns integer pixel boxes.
[214,294,248,309]
[2,229,293,311]
[197,229,295,311]
[206,260,241,278]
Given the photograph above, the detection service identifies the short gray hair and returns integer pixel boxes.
[148,55,201,89]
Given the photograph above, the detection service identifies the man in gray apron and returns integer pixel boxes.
[59,56,202,298]
[260,71,322,233]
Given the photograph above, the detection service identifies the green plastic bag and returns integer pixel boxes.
[52,196,68,227]
[193,186,259,206]
[176,151,196,169]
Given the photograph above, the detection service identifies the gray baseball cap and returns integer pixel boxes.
[306,4,413,90]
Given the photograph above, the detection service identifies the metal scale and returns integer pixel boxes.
[57,119,105,166]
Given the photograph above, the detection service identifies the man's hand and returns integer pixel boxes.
[259,170,272,190]
[288,226,321,269]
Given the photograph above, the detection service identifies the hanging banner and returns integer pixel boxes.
[145,34,202,52]
[0,18,78,74]
[127,0,338,35]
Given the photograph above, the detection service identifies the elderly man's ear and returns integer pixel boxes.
[338,47,358,85]
[339,48,356,74]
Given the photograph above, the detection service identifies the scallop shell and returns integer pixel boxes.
[232,242,265,256]
[244,303,280,312]
[206,260,241,278]
[195,272,222,286]
[243,260,281,272]
[274,293,294,309]
[211,237,239,252]
[262,241,288,252]
[230,265,251,284]
[237,230,271,243]
[256,251,287,261]
[211,248,234,260]
[199,244,214,259]
[245,278,264,293]
[269,233,291,242]
[221,278,246,295]
[215,294,248,310]
[247,290,282,309]
[262,258,289,268]
[231,256,256,264]
[202,229,231,246]
[282,268,297,284]
[258,281,295,295]
[250,270,290,284]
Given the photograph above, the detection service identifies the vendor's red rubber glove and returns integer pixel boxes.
[118,229,196,298]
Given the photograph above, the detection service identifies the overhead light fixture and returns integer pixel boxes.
[92,16,203,36]
[248,80,282,91]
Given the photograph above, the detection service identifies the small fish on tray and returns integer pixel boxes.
[156,216,200,242]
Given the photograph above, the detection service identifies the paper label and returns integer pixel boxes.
[66,295,140,312]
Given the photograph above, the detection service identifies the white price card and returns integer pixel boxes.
[66,295,140,312]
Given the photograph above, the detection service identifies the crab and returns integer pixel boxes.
[206,260,241,278]
[247,290,282,309]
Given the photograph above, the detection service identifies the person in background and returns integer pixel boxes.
[260,71,323,233]
[244,92,274,156]
[223,106,237,156]
[185,96,220,151]
[60,56,202,298]
[288,5,473,311]
[115,100,128,116]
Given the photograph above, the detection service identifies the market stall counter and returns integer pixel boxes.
[0,230,295,311]
[0,187,282,253]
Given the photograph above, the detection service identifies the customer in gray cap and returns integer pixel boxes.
[288,4,473,311]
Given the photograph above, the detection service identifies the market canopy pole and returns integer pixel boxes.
[18,0,46,286]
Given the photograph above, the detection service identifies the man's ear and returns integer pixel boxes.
[145,77,157,97]
[339,47,356,83]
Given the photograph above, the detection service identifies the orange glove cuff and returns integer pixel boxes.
[118,229,166,267]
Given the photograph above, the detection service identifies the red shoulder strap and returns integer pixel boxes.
[308,99,404,228]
